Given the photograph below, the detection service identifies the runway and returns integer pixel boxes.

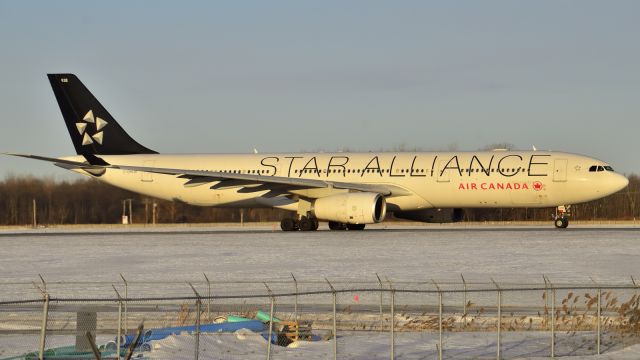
[0,224,638,288]
[0,226,639,238]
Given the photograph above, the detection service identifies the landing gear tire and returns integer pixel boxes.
[280,218,297,231]
[328,221,347,230]
[299,217,315,231]
[346,224,366,231]
[554,218,569,229]
[282,217,319,231]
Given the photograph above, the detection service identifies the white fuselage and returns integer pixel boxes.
[65,151,628,213]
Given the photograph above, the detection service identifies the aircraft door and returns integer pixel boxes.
[553,159,567,182]
[141,160,155,182]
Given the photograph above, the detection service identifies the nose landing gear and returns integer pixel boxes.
[553,205,571,229]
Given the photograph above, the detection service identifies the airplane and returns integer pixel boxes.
[6,74,629,230]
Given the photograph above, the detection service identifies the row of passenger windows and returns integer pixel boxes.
[209,168,531,175]
[589,165,614,172]
[294,168,527,174]
[294,168,427,174]
[212,170,270,174]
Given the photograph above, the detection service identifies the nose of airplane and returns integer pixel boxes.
[609,173,629,193]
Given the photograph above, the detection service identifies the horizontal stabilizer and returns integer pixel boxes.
[3,153,103,169]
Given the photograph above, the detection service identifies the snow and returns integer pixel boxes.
[0,224,639,291]
[140,331,640,360]
[1,224,639,359]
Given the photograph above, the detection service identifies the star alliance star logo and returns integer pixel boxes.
[76,110,108,146]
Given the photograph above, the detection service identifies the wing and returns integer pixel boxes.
[5,153,412,198]
[111,164,412,197]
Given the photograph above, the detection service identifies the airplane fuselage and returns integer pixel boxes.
[66,150,628,213]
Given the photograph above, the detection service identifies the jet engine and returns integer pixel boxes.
[313,192,387,224]
[393,208,464,223]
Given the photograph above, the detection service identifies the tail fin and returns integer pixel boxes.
[47,74,157,155]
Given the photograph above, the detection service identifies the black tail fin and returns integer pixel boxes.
[48,74,157,155]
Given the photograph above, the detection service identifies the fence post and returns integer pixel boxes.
[120,274,128,334]
[264,283,275,360]
[112,285,123,360]
[325,278,337,360]
[461,274,467,327]
[597,288,601,355]
[117,301,122,360]
[491,279,501,360]
[38,274,47,294]
[291,273,298,323]
[549,278,555,359]
[203,273,211,322]
[195,298,201,360]
[188,282,202,360]
[385,277,395,360]
[376,273,384,332]
[38,293,50,360]
[390,288,395,360]
[432,280,443,360]
[543,275,549,329]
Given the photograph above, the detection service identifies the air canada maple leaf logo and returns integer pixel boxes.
[76,110,108,146]
[533,181,543,191]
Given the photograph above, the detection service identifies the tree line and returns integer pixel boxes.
[0,175,637,225]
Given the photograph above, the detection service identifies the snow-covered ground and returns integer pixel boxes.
[146,331,640,360]
[1,331,638,360]
[0,224,638,286]
[1,224,639,359]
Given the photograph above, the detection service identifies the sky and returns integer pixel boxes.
[0,1,639,179]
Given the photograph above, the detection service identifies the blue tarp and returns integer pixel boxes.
[121,320,266,347]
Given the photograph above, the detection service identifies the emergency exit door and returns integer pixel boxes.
[141,160,155,182]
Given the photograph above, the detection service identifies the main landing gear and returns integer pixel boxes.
[328,221,366,231]
[280,217,319,231]
[280,218,367,231]
[553,205,571,229]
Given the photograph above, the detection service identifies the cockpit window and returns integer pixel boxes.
[589,165,613,172]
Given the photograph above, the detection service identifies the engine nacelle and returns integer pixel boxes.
[313,192,387,224]
[393,208,464,223]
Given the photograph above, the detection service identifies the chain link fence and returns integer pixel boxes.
[1,277,639,359]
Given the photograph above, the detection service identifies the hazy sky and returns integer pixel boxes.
[1,1,639,178]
